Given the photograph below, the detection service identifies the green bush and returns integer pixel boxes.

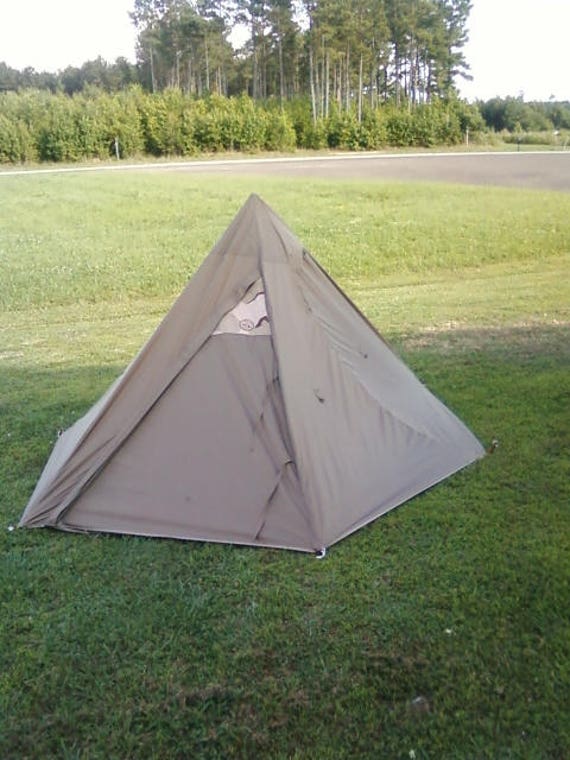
[411,104,439,146]
[0,114,21,163]
[192,98,225,151]
[326,109,360,149]
[139,93,171,155]
[0,91,40,161]
[0,89,497,163]
[431,104,462,146]
[285,97,322,149]
[263,107,296,151]
[503,130,562,146]
[0,114,37,162]
[359,108,388,149]
[233,95,266,150]
[35,95,83,162]
[104,89,145,158]
[385,107,414,146]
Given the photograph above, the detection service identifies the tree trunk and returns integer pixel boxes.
[262,38,267,99]
[333,62,338,109]
[325,50,330,118]
[345,45,350,112]
[314,46,321,119]
[394,44,400,106]
[205,37,210,92]
[358,52,363,123]
[278,32,285,106]
[309,46,317,126]
[150,46,156,93]
[252,16,258,99]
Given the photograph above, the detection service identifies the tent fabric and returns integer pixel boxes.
[19,194,485,553]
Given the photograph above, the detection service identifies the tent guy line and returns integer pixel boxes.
[0,150,566,179]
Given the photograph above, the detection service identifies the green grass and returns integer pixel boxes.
[2,172,569,313]
[1,173,569,758]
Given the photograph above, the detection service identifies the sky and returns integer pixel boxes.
[0,0,568,102]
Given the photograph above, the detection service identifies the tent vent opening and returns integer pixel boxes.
[214,279,270,336]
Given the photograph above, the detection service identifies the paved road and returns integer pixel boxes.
[165,151,570,192]
[2,151,569,191]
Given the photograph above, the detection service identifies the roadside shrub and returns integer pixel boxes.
[0,88,495,163]
[104,88,145,157]
[285,97,320,148]
[73,92,111,158]
[360,107,388,149]
[453,99,485,135]
[233,95,266,150]
[0,114,22,162]
[179,102,199,155]
[385,108,414,146]
[431,104,462,145]
[327,109,359,149]
[192,97,225,151]
[0,114,37,162]
[211,97,239,150]
[411,104,439,146]
[139,92,171,155]
[263,107,296,151]
[503,130,561,146]
[304,120,328,149]
[35,94,82,162]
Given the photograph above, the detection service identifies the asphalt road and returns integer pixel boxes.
[2,151,569,192]
[165,151,570,192]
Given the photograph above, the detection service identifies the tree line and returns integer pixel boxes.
[1,0,569,164]
[0,87,484,163]
[130,0,473,114]
[480,97,570,133]
[2,0,472,110]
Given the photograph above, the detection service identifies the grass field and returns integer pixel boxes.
[1,172,569,758]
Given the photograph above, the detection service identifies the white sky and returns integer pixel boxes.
[0,0,568,102]
[459,0,570,101]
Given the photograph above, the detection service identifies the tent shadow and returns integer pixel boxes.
[1,362,125,517]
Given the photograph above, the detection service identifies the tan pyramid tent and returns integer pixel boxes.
[20,194,485,553]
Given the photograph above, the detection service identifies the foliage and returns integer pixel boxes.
[0,88,302,162]
[1,0,474,106]
[3,2,570,160]
[0,173,569,758]
[0,89,488,163]
[0,57,138,95]
[0,113,36,163]
[502,130,569,147]
[478,96,570,133]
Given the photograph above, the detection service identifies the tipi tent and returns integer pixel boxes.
[20,194,485,553]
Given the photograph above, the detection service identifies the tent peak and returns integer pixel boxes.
[245,192,264,206]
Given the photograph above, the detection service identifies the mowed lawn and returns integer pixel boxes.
[1,172,569,759]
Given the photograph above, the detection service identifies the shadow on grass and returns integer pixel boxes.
[0,363,123,523]
[399,321,570,363]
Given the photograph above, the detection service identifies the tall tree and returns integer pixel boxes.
[266,0,299,103]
